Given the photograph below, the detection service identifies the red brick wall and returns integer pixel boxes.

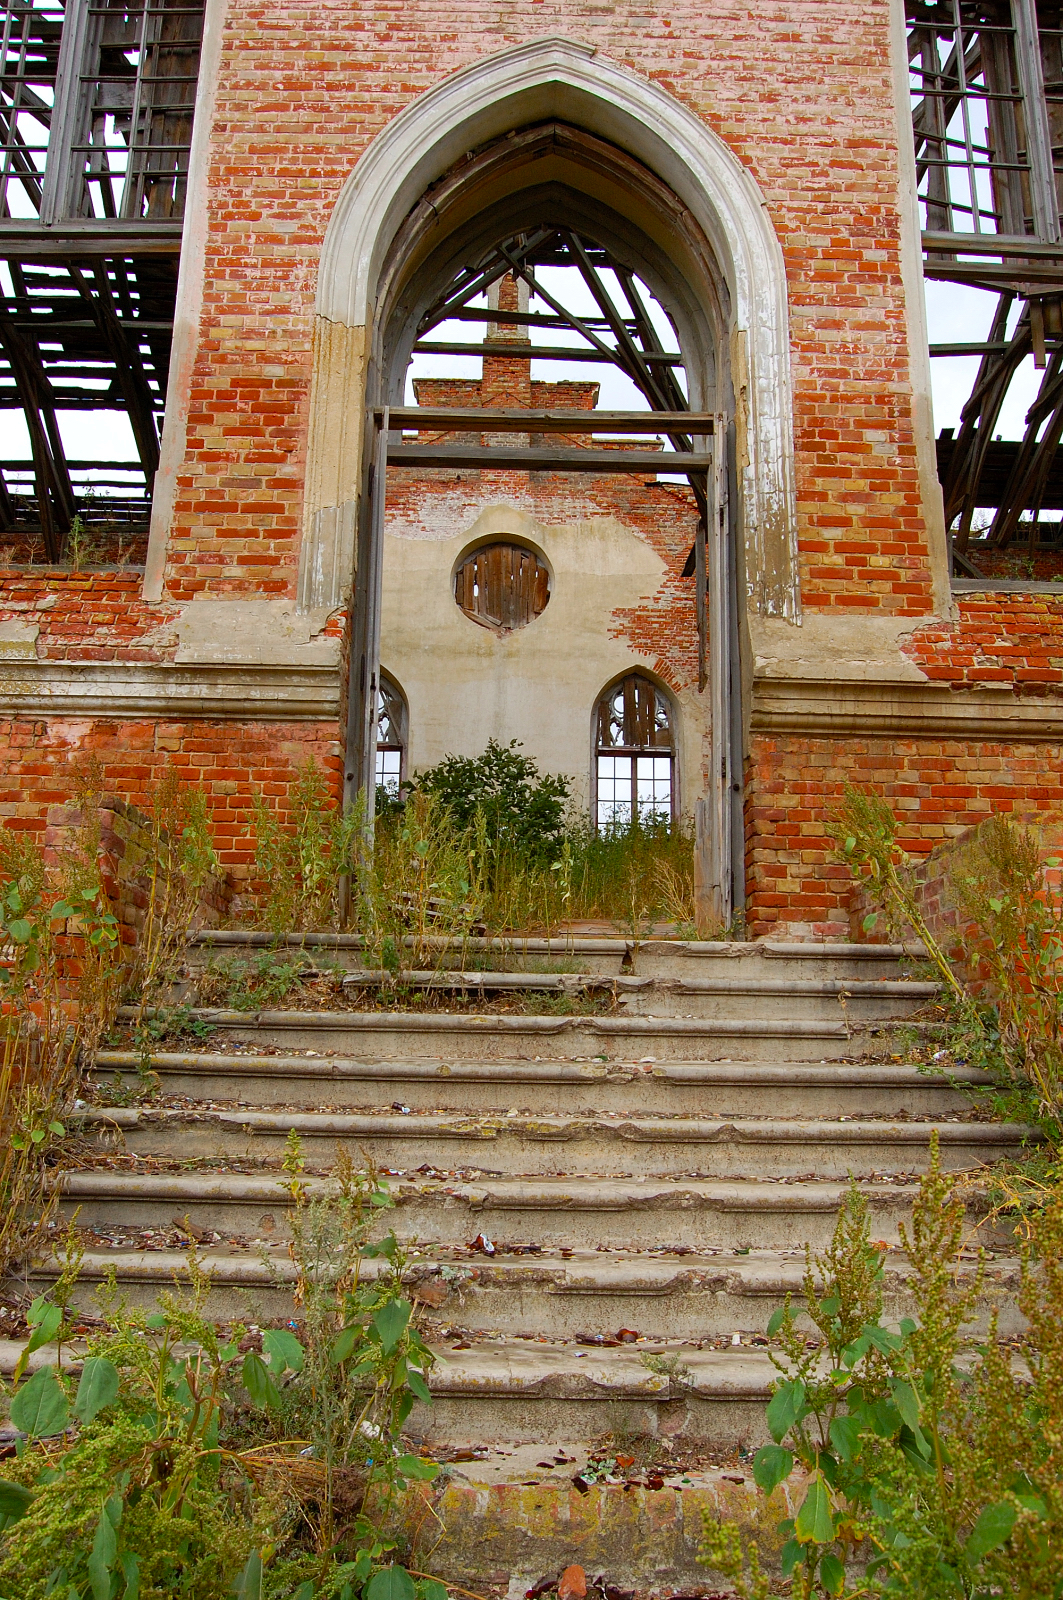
[160,0,930,610]
[0,719,340,889]
[746,736,1063,940]
[904,594,1063,692]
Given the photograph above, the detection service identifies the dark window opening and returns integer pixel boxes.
[595,673,674,829]
[454,541,550,633]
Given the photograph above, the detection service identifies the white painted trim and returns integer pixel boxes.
[142,0,229,602]
[0,660,339,721]
[317,36,799,618]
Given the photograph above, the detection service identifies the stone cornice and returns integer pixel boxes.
[0,660,341,722]
[752,676,1063,741]
[6,661,1063,742]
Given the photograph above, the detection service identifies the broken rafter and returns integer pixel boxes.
[69,260,160,485]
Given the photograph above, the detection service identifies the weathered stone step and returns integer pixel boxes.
[325,970,939,1021]
[93,1049,987,1116]
[189,931,925,982]
[415,1342,775,1447]
[0,1322,773,1449]
[33,1242,1019,1337]
[121,1007,937,1063]
[78,1104,1028,1179]
[616,975,937,1021]
[55,1170,999,1251]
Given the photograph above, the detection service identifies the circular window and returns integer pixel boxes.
[454,542,550,633]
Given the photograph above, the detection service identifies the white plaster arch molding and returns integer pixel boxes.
[300,36,799,619]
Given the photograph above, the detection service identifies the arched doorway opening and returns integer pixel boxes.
[305,43,799,927]
[348,125,739,924]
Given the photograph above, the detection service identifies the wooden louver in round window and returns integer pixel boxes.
[454,542,550,633]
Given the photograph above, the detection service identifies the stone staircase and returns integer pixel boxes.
[44,934,1027,1460]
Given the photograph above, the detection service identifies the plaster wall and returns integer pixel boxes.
[380,501,709,814]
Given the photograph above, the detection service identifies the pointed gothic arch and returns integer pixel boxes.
[298,36,798,623]
[301,36,799,925]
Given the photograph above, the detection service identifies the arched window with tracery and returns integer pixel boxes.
[375,672,408,798]
[595,674,675,830]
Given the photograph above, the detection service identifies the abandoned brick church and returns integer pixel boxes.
[1,0,1062,936]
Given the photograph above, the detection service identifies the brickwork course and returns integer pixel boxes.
[1,2,1062,934]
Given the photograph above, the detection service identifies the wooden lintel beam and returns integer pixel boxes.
[413,340,684,365]
[387,443,712,474]
[0,226,183,258]
[930,342,1013,356]
[380,407,713,434]
[923,263,1063,289]
[922,231,1063,260]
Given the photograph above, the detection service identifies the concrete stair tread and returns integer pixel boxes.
[94,1048,988,1085]
[328,970,939,998]
[77,1103,1030,1144]
[42,1242,1008,1293]
[340,971,642,991]
[54,1168,930,1205]
[190,930,926,961]
[425,1342,776,1399]
[120,1006,938,1041]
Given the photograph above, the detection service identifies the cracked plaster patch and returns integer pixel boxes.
[174,599,341,667]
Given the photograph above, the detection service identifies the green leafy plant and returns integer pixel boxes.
[252,763,364,934]
[0,859,116,1280]
[828,785,966,1008]
[124,770,220,1035]
[1,1146,447,1600]
[413,738,569,863]
[945,815,1063,1131]
[0,1259,267,1599]
[699,1139,1063,1598]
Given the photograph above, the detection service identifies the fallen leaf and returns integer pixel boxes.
[646,1475,665,1490]
[468,1233,495,1255]
[616,1328,640,1343]
[558,1566,587,1600]
[616,1455,635,1468]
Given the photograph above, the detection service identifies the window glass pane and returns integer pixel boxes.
[376,747,402,797]
[596,753,632,831]
[635,754,672,821]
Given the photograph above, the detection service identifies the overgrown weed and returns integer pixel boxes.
[830,786,1063,1221]
[700,1139,1063,1599]
[0,1144,446,1600]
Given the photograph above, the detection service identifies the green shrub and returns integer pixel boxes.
[700,1139,1063,1599]
[0,1148,443,1600]
[413,738,569,862]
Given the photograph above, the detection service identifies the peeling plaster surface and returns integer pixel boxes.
[750,613,932,683]
[0,620,39,657]
[174,598,341,666]
[381,501,710,809]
